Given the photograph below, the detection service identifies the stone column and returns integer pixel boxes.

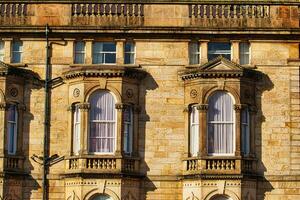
[249,105,257,157]
[67,105,74,156]
[16,104,25,155]
[78,102,90,155]
[199,40,209,64]
[231,40,240,63]
[234,104,242,156]
[83,39,93,64]
[2,38,12,63]
[198,104,208,157]
[115,103,124,156]
[183,106,190,158]
[0,103,6,157]
[116,39,125,65]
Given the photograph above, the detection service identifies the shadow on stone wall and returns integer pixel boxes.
[138,72,158,199]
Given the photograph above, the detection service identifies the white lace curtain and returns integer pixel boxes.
[207,92,235,155]
[190,105,199,157]
[89,90,116,153]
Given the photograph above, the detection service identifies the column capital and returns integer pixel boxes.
[0,103,7,111]
[78,102,90,110]
[234,104,243,111]
[196,104,208,111]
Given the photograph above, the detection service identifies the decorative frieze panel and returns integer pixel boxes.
[189,4,269,19]
[71,4,144,17]
[0,4,27,17]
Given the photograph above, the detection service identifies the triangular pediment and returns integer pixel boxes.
[180,56,245,80]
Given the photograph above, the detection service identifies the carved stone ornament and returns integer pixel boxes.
[190,89,198,98]
[10,87,18,97]
[73,88,80,98]
[196,104,208,111]
[67,191,80,200]
[126,88,134,98]
[234,104,242,111]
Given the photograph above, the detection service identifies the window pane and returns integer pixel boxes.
[75,41,85,51]
[124,53,134,64]
[73,106,80,154]
[208,42,231,61]
[102,42,116,51]
[7,105,17,155]
[125,42,134,52]
[123,106,133,153]
[189,42,199,65]
[242,108,250,155]
[93,42,103,53]
[74,53,84,64]
[12,52,21,63]
[105,53,116,64]
[74,42,85,64]
[239,42,250,65]
[0,41,4,62]
[12,41,22,51]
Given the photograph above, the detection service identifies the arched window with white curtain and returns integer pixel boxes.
[123,105,133,154]
[189,105,199,157]
[90,194,113,200]
[7,104,18,155]
[73,104,80,155]
[207,91,235,155]
[89,90,116,153]
[241,107,250,155]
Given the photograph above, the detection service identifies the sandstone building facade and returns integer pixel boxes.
[0,0,299,200]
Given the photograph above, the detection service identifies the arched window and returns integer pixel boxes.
[7,104,18,155]
[189,105,199,157]
[90,194,113,200]
[207,91,235,155]
[89,90,116,153]
[123,105,133,154]
[73,104,80,154]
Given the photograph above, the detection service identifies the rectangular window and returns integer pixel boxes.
[74,41,85,64]
[208,42,231,61]
[0,41,4,62]
[7,105,18,155]
[123,106,133,154]
[124,42,135,64]
[73,105,80,155]
[92,42,116,64]
[190,106,199,157]
[189,42,200,65]
[239,42,250,65]
[12,41,23,63]
[242,108,250,155]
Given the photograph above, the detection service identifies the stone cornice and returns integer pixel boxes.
[63,65,147,80]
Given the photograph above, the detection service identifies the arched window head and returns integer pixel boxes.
[7,104,18,155]
[89,90,116,153]
[90,194,113,200]
[189,105,199,157]
[207,91,235,155]
[210,195,233,200]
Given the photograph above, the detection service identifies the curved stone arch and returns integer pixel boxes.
[84,85,122,104]
[202,85,241,105]
[203,189,240,200]
[83,187,120,200]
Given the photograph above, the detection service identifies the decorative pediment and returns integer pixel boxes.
[63,65,147,80]
[180,56,245,80]
[0,61,41,81]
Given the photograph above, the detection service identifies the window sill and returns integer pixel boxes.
[9,63,27,68]
[69,63,141,68]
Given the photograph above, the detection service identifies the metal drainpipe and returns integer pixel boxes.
[43,24,50,200]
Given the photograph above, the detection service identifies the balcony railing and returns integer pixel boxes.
[4,155,24,172]
[184,156,256,175]
[65,155,139,175]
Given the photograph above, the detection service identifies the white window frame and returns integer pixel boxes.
[241,107,250,155]
[11,40,23,63]
[189,42,200,65]
[207,92,235,156]
[239,42,250,65]
[92,42,116,64]
[88,90,117,154]
[208,42,231,61]
[123,105,133,154]
[73,104,81,155]
[124,42,135,64]
[7,105,18,155]
[74,41,85,64]
[0,41,4,62]
[189,105,199,157]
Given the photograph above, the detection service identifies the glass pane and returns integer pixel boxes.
[8,123,15,154]
[0,41,4,61]
[7,105,17,121]
[124,53,134,64]
[91,194,113,200]
[104,53,116,63]
[92,53,104,64]
[102,42,116,51]
[208,42,231,61]
[239,42,250,65]
[93,42,103,53]
[12,41,22,51]
[74,53,84,64]
[12,52,21,63]
[75,41,85,51]
[189,42,199,64]
[125,42,134,52]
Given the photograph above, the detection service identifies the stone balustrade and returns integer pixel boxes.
[0,4,27,17]
[71,3,144,17]
[4,155,24,172]
[65,155,139,175]
[189,4,270,19]
[184,157,256,175]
